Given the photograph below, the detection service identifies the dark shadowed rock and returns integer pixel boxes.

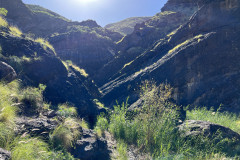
[71,129,111,160]
[0,61,16,82]
[0,148,11,160]
[95,0,198,86]
[15,117,58,139]
[100,0,240,113]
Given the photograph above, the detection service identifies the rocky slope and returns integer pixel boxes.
[105,17,151,35]
[100,0,240,113]
[0,12,102,124]
[94,0,198,86]
[0,0,123,76]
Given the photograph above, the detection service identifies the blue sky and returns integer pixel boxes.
[22,0,168,26]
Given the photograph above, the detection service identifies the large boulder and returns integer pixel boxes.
[178,120,240,139]
[71,129,111,160]
[178,120,240,155]
[0,148,11,160]
[0,61,16,82]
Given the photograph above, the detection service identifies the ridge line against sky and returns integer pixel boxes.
[22,0,168,26]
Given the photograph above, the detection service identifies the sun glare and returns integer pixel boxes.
[73,0,99,5]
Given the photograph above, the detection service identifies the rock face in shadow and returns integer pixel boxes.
[94,0,198,86]
[0,61,16,82]
[0,20,101,124]
[100,0,240,112]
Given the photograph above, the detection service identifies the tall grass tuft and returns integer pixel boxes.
[11,138,51,160]
[0,16,8,27]
[57,103,77,118]
[9,26,22,37]
[50,117,80,150]
[35,38,56,55]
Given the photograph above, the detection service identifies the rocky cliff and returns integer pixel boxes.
[100,0,240,112]
[0,0,123,76]
[0,11,102,123]
[94,0,198,86]
[105,17,151,35]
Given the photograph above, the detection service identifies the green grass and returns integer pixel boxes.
[9,26,22,37]
[0,8,8,16]
[35,38,56,55]
[0,16,8,27]
[94,114,109,137]
[0,122,15,149]
[11,138,51,160]
[57,103,77,118]
[62,60,88,77]
[95,83,240,159]
[0,81,20,123]
[116,141,128,160]
[187,107,240,133]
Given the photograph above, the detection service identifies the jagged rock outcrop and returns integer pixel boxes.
[0,148,11,160]
[105,17,151,35]
[0,61,16,82]
[71,129,111,160]
[94,0,198,86]
[100,0,240,112]
[15,117,58,139]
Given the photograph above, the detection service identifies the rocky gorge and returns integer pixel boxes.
[0,0,240,159]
